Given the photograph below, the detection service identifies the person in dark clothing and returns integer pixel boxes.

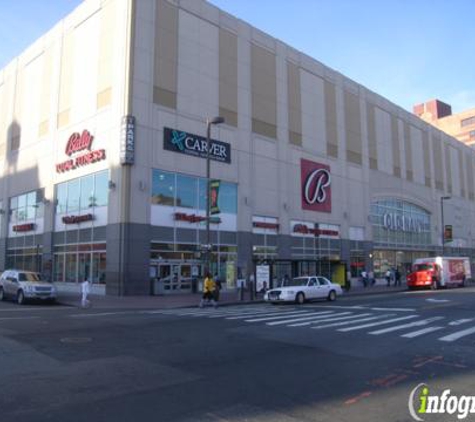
[395,269,401,286]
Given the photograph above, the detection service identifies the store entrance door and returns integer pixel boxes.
[151,262,201,294]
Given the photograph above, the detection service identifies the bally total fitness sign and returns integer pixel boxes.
[301,158,332,213]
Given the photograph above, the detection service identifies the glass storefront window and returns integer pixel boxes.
[152,169,238,214]
[219,183,237,214]
[55,170,109,214]
[67,179,80,213]
[176,175,196,209]
[10,190,42,223]
[65,254,77,283]
[57,184,68,214]
[80,175,94,210]
[94,171,109,207]
[152,170,175,206]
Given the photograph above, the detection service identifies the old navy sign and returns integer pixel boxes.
[56,130,106,173]
[301,158,331,213]
[164,127,231,164]
[383,213,423,233]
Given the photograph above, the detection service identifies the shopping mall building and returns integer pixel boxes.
[1,0,475,295]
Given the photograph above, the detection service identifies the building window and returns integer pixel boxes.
[55,170,109,214]
[151,169,238,214]
[469,130,475,140]
[9,189,44,223]
[461,116,475,127]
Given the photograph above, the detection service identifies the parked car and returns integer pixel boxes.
[0,270,57,305]
[264,276,343,304]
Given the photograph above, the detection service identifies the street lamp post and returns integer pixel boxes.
[440,196,451,256]
[205,116,225,275]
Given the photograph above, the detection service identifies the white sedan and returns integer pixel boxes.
[264,276,343,304]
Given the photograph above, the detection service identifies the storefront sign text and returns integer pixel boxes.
[56,129,106,173]
[120,115,135,165]
[252,221,280,230]
[164,127,231,164]
[293,224,339,237]
[383,213,423,233]
[301,159,331,213]
[13,223,35,232]
[174,212,221,224]
[62,214,94,224]
[66,130,94,155]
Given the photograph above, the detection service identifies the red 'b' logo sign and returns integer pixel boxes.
[301,159,331,213]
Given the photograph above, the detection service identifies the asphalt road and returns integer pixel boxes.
[1,287,475,422]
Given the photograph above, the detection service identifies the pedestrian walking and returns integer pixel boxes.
[81,276,91,308]
[385,269,391,287]
[361,270,368,288]
[395,268,401,286]
[199,272,217,308]
[213,273,222,303]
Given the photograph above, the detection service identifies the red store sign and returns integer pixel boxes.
[174,212,221,224]
[62,214,94,224]
[252,221,280,230]
[56,130,106,173]
[293,224,338,237]
[13,223,36,232]
[301,158,331,213]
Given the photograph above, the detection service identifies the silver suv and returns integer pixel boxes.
[0,270,57,305]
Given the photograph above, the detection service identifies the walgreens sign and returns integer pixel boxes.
[301,158,331,213]
[56,130,106,173]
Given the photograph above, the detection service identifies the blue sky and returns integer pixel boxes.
[1,0,474,113]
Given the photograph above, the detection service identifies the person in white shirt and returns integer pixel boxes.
[81,277,91,308]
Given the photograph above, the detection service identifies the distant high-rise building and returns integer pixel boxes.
[414,99,475,147]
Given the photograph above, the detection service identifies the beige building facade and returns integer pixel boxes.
[1,0,475,295]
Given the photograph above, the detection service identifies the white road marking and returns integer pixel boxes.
[266,311,348,326]
[311,314,395,330]
[448,319,474,326]
[245,311,312,322]
[228,310,308,320]
[284,312,361,327]
[0,316,40,320]
[338,315,418,332]
[401,326,445,338]
[439,326,475,342]
[69,312,134,318]
[369,317,445,335]
[426,298,450,303]
[368,307,416,312]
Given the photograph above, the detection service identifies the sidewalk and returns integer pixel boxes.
[56,283,408,310]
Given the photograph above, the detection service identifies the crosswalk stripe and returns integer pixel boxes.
[311,314,395,330]
[368,317,444,335]
[401,326,445,338]
[266,311,347,326]
[289,312,361,328]
[338,315,418,332]
[439,326,475,342]
[227,310,309,320]
[245,311,313,323]
[207,307,288,318]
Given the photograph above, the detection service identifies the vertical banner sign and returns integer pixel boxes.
[300,158,332,213]
[444,225,453,243]
[256,265,270,292]
[120,115,136,165]
[210,179,221,215]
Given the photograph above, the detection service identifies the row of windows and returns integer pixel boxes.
[461,116,475,127]
[152,170,238,214]
[56,171,109,214]
[10,190,44,222]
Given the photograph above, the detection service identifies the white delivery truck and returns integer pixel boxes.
[407,256,471,289]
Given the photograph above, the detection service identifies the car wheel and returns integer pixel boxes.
[327,290,337,301]
[295,292,305,305]
[0,287,4,301]
[17,290,25,305]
